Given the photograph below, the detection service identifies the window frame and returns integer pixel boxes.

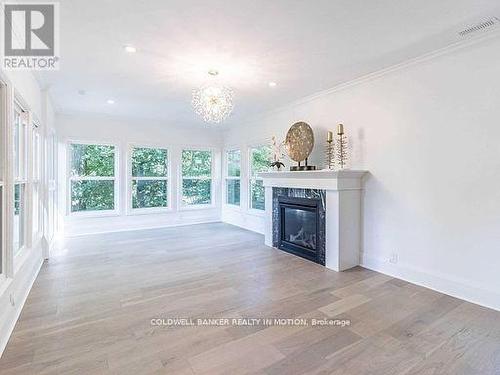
[31,123,42,241]
[224,148,241,208]
[0,81,6,281]
[248,145,271,215]
[127,144,171,215]
[179,147,215,210]
[67,140,119,217]
[47,129,57,242]
[13,103,29,258]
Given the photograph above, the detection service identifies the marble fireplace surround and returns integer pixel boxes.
[272,188,327,265]
[259,170,367,271]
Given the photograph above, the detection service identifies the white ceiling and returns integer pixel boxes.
[37,0,500,127]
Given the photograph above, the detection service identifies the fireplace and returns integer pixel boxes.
[275,191,326,265]
[263,171,366,271]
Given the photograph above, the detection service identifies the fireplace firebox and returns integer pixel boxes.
[277,196,324,265]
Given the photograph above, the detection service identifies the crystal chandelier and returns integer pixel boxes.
[192,70,233,124]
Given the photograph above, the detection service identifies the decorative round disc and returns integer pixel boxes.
[284,121,315,162]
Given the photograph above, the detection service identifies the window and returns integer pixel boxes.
[181,149,212,206]
[47,132,57,240]
[130,147,169,210]
[32,125,41,236]
[0,182,3,275]
[13,106,28,255]
[69,143,117,213]
[225,149,240,206]
[0,86,4,275]
[249,145,272,211]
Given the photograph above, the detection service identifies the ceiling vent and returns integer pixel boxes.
[458,17,500,37]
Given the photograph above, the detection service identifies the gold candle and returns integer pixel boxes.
[327,131,333,142]
[337,123,344,135]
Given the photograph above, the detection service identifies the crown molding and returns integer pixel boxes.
[236,28,500,127]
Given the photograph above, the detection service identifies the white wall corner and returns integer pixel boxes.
[360,252,500,312]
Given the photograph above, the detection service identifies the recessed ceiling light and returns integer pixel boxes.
[106,99,115,104]
[124,45,137,53]
[268,81,277,88]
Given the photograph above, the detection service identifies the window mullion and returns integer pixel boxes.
[70,176,115,181]
[132,176,167,181]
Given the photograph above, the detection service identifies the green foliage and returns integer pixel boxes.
[182,150,212,177]
[71,144,115,177]
[226,179,240,205]
[182,150,212,205]
[250,146,271,210]
[132,180,168,209]
[131,148,168,209]
[227,150,240,177]
[70,144,115,212]
[250,180,265,210]
[251,146,272,176]
[132,148,168,177]
[182,179,211,205]
[71,180,114,212]
[14,184,22,215]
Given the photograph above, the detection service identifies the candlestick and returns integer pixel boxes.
[335,129,349,170]
[337,123,344,135]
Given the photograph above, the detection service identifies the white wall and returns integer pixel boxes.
[56,113,224,236]
[0,69,56,356]
[222,34,500,311]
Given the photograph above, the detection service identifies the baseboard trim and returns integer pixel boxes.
[221,210,265,235]
[221,219,264,235]
[360,253,500,312]
[64,219,222,237]
[0,254,44,358]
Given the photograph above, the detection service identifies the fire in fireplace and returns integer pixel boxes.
[278,196,323,264]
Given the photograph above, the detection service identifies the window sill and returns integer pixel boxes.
[13,247,32,275]
[67,210,120,219]
[127,207,173,216]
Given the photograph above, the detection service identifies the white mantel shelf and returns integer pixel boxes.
[260,169,368,272]
[259,169,367,191]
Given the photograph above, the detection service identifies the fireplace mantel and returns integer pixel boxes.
[259,169,368,271]
[259,170,366,190]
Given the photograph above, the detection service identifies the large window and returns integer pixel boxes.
[181,149,212,206]
[69,143,117,213]
[32,125,41,237]
[13,105,28,255]
[249,145,271,211]
[225,150,240,206]
[130,147,169,210]
[0,86,4,275]
[47,132,57,240]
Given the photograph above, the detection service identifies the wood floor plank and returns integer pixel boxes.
[0,223,498,374]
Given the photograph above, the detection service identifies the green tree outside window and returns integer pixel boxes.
[70,143,116,212]
[131,147,168,209]
[182,150,212,205]
[226,150,240,206]
[250,146,272,210]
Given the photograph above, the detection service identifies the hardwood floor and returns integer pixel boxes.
[1,223,499,374]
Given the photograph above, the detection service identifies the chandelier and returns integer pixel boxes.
[192,70,233,124]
